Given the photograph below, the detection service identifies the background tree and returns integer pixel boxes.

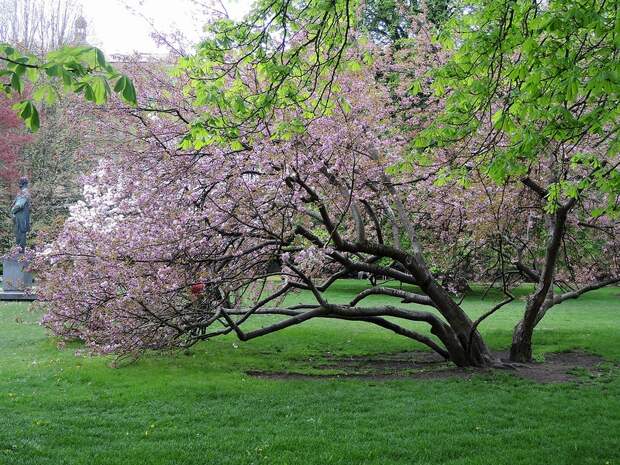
[422,0,620,361]
[361,0,452,43]
[37,23,502,368]
[0,92,31,250]
[0,0,136,252]
[0,92,102,251]
[0,0,87,53]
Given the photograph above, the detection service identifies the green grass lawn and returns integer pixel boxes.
[0,281,619,465]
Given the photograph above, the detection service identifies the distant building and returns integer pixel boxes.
[110,52,171,63]
[74,16,88,44]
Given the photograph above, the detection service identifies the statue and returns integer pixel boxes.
[1,176,34,298]
[11,177,31,252]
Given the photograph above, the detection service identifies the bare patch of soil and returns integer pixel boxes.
[513,351,609,383]
[246,350,613,383]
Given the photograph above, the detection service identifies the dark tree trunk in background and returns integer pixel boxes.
[509,320,533,363]
[509,199,570,363]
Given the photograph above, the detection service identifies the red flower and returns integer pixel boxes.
[190,283,205,295]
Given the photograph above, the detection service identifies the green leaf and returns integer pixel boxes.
[491,109,503,128]
[340,97,351,113]
[230,140,244,151]
[14,64,26,77]
[83,83,95,102]
[413,135,429,148]
[26,104,40,131]
[114,75,137,104]
[91,76,110,104]
[347,60,362,72]
[26,66,39,83]
[566,76,579,101]
[409,80,422,96]
[33,84,57,105]
[13,100,40,131]
[10,72,23,93]
[122,80,136,104]
[61,68,74,87]
[113,75,128,92]
[45,64,62,77]
[94,48,107,68]
[13,100,31,118]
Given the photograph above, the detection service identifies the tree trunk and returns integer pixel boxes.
[509,320,533,363]
[423,280,494,367]
[508,203,570,363]
[510,293,553,362]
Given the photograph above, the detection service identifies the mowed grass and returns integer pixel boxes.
[0,281,619,465]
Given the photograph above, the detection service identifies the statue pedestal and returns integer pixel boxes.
[1,257,35,301]
[2,257,33,291]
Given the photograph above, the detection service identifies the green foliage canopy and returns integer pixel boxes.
[0,44,136,131]
[424,0,620,215]
[177,0,357,150]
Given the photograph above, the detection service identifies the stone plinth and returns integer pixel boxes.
[2,257,33,291]
[0,290,36,301]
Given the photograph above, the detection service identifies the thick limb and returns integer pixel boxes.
[510,203,571,362]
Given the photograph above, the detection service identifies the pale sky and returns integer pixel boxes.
[80,0,251,56]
